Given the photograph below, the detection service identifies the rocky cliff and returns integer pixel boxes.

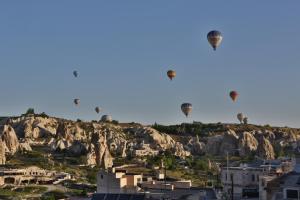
[0,115,299,167]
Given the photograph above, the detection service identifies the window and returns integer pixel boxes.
[286,189,298,199]
[243,189,259,198]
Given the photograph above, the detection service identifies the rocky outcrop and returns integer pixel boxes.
[91,131,114,169]
[206,135,223,155]
[11,116,57,138]
[1,125,19,155]
[0,139,6,164]
[188,135,206,155]
[121,141,127,158]
[238,132,258,157]
[206,130,239,156]
[205,129,277,159]
[2,114,300,168]
[134,127,190,157]
[257,136,275,159]
[19,141,32,152]
[56,122,74,141]
[23,121,41,138]
[69,140,88,155]
[86,144,97,166]
[254,130,276,143]
[219,130,239,156]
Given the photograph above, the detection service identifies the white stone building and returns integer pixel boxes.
[133,143,159,157]
[96,168,142,194]
[221,159,292,199]
[258,151,300,200]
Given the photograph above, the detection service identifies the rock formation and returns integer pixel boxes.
[1,125,19,155]
[19,142,32,153]
[0,114,299,168]
[91,131,114,169]
[257,136,275,159]
[219,130,239,156]
[188,135,206,155]
[133,127,190,157]
[0,139,6,164]
[238,132,258,157]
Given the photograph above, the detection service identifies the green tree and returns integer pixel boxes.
[25,108,35,115]
[81,189,88,196]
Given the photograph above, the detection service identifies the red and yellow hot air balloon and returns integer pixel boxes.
[167,70,176,81]
[229,91,239,102]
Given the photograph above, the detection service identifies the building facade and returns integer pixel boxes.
[221,159,293,199]
[97,168,142,194]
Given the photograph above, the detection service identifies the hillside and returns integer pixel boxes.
[0,113,299,185]
[0,115,300,167]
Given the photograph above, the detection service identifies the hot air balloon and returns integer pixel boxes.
[73,70,78,78]
[243,117,248,125]
[101,115,112,122]
[230,91,239,102]
[74,99,80,106]
[95,107,101,114]
[237,113,244,124]
[167,70,176,81]
[207,30,223,51]
[181,103,192,117]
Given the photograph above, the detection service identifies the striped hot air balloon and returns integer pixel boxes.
[207,30,223,51]
[181,103,192,117]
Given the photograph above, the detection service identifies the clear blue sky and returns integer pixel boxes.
[0,1,300,127]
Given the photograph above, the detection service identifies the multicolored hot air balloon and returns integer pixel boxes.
[207,30,223,51]
[181,103,192,117]
[74,99,80,106]
[167,70,176,81]
[237,113,244,124]
[95,107,101,114]
[73,70,78,78]
[230,91,239,102]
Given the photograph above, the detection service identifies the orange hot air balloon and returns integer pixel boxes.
[167,70,176,80]
[229,91,239,102]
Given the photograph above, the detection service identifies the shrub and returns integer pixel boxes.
[41,190,67,200]
[25,108,35,115]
